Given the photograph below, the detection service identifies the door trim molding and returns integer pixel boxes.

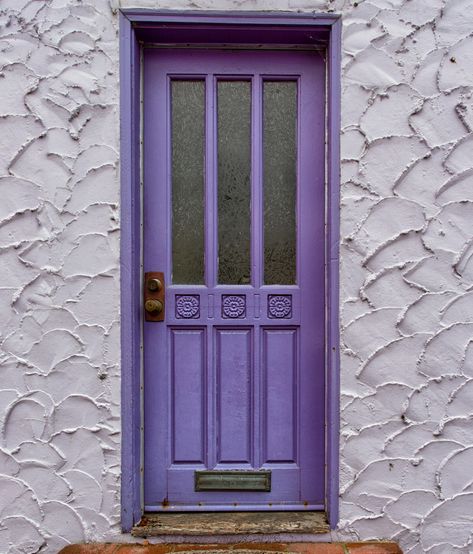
[119,9,341,532]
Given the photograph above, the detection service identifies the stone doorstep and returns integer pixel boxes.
[59,543,402,554]
[132,512,330,536]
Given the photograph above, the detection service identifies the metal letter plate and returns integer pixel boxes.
[195,470,271,491]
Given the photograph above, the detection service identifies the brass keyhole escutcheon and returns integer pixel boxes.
[145,299,163,314]
[147,278,162,292]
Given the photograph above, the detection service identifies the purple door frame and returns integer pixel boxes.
[119,9,341,532]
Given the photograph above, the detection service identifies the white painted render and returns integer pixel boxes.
[0,0,472,552]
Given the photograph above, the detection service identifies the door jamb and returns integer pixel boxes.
[119,9,341,532]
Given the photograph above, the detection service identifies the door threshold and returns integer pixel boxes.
[132,511,330,537]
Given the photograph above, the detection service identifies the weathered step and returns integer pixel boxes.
[59,542,402,554]
[132,512,329,536]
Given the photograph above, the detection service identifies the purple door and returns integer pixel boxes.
[143,49,326,511]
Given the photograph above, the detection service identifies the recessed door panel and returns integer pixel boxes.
[263,328,298,464]
[143,49,326,510]
[216,328,252,465]
[171,328,206,464]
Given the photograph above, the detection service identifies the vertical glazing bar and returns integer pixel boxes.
[206,74,216,469]
[252,76,263,289]
[252,75,262,470]
[206,75,217,289]
[166,77,173,286]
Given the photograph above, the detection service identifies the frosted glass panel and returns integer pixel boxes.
[172,80,205,284]
[264,81,297,285]
[217,81,251,285]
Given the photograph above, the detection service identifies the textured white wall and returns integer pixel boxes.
[0,0,472,552]
[0,1,121,552]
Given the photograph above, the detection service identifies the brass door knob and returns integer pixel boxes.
[144,299,163,314]
[147,278,162,292]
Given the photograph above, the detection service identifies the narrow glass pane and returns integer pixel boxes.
[172,80,205,284]
[263,81,297,285]
[217,81,251,285]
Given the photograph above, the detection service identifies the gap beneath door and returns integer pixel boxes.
[132,512,329,537]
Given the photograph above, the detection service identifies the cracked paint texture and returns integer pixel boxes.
[0,0,472,552]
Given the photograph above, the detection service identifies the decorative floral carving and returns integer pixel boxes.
[268,295,292,319]
[222,295,246,319]
[175,295,200,319]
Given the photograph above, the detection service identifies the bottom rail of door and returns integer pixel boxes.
[144,503,325,512]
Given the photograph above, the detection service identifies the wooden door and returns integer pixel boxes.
[143,49,326,511]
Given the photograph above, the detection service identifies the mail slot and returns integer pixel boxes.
[195,470,271,492]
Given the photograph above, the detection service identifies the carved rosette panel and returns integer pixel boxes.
[268,295,292,319]
[175,295,200,319]
[222,295,246,319]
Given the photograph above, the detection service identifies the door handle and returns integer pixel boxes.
[145,299,163,314]
[144,271,165,322]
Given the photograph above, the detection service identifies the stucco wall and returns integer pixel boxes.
[1,0,473,552]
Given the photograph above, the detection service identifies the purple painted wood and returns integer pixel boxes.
[119,11,142,532]
[172,329,206,463]
[128,10,338,46]
[326,17,342,529]
[217,329,252,464]
[143,49,325,511]
[263,329,297,463]
[120,10,341,528]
